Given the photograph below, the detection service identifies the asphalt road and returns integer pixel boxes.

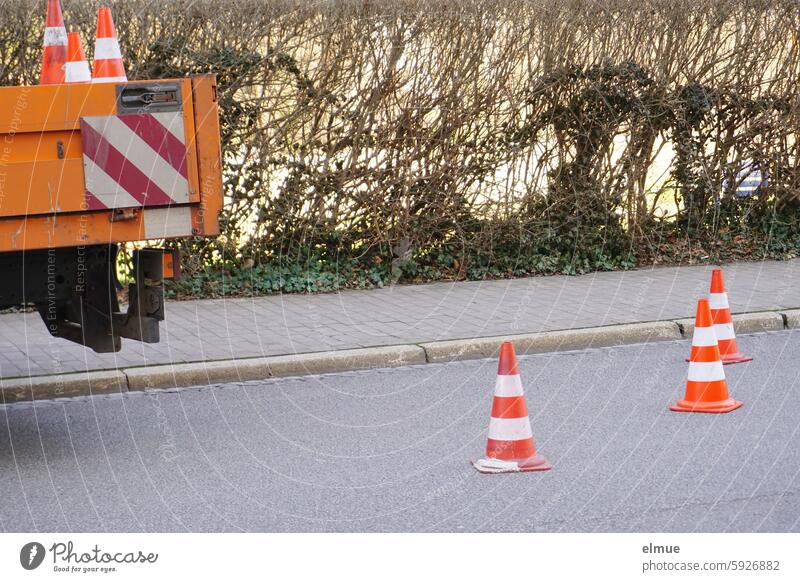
[1,330,799,532]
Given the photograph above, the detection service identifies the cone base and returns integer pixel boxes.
[684,353,752,365]
[720,352,752,365]
[472,454,552,474]
[669,399,743,414]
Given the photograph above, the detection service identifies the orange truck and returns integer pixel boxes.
[0,75,224,352]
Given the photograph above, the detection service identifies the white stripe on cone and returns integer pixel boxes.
[44,27,67,46]
[691,326,717,347]
[65,61,91,83]
[687,361,725,382]
[709,292,729,310]
[487,417,533,441]
[92,76,128,83]
[493,374,523,397]
[94,37,123,60]
[713,322,735,340]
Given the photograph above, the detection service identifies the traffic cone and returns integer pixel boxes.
[671,298,742,413]
[92,7,127,83]
[39,0,68,85]
[65,32,91,84]
[709,268,752,364]
[472,342,551,473]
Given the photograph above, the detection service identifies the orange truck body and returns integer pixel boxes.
[0,75,223,250]
[0,75,224,352]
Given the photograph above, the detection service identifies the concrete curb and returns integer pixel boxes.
[419,321,681,363]
[783,309,800,330]
[264,345,426,377]
[125,345,427,391]
[126,358,272,391]
[0,370,126,404]
[1,311,796,402]
[677,311,785,337]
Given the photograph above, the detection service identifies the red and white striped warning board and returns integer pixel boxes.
[80,111,189,210]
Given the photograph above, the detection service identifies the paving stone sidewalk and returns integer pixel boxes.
[1,259,798,379]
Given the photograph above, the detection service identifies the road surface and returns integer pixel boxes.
[1,331,798,532]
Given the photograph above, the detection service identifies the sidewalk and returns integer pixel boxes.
[1,258,799,382]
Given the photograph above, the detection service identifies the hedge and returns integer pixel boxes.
[2,0,799,296]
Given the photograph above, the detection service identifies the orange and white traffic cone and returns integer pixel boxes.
[65,32,91,84]
[92,7,127,83]
[671,298,742,413]
[472,342,551,473]
[39,0,68,85]
[709,268,752,364]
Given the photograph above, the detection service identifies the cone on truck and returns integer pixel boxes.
[708,269,752,364]
[473,342,551,473]
[92,7,127,83]
[65,32,91,84]
[40,0,68,85]
[671,298,742,413]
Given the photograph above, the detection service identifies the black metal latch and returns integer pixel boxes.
[129,91,177,105]
[116,82,182,114]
